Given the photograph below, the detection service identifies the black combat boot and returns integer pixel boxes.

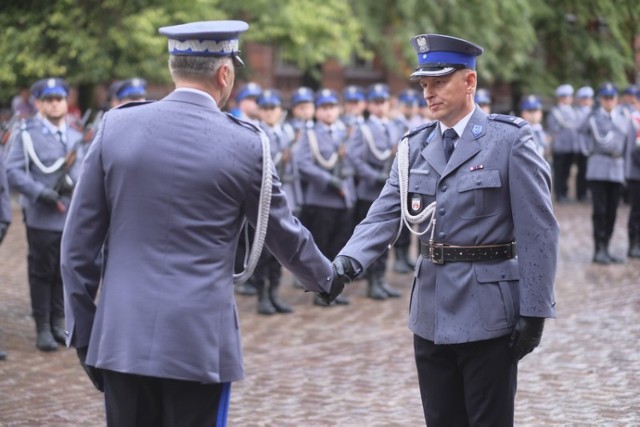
[376,272,402,298]
[51,316,66,345]
[593,239,610,264]
[255,281,276,315]
[269,280,293,314]
[604,239,624,264]
[628,235,640,258]
[35,316,58,352]
[235,281,257,296]
[367,272,387,300]
[393,247,414,274]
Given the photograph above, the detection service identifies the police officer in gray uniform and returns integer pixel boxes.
[109,77,148,108]
[581,82,634,264]
[297,89,355,306]
[0,153,12,360]
[548,84,587,202]
[347,83,402,299]
[333,33,559,426]
[60,21,344,425]
[627,90,640,258]
[7,77,84,352]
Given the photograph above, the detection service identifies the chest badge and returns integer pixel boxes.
[411,194,422,212]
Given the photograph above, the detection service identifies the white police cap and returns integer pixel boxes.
[554,84,574,97]
[158,20,249,67]
[410,34,483,79]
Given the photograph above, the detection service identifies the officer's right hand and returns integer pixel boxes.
[37,188,66,212]
[508,316,545,361]
[37,188,61,206]
[76,346,104,392]
[327,177,345,196]
[333,255,358,283]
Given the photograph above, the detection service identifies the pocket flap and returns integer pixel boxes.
[409,170,437,195]
[475,259,520,283]
[458,169,501,192]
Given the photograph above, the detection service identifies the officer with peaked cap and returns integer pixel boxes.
[109,77,148,108]
[581,82,634,264]
[296,88,355,306]
[60,20,344,425]
[341,85,367,131]
[332,33,558,426]
[620,85,638,114]
[547,83,586,202]
[575,86,596,182]
[287,86,316,140]
[626,89,640,258]
[474,88,491,113]
[233,81,262,124]
[520,95,548,157]
[6,77,84,353]
[346,83,403,299]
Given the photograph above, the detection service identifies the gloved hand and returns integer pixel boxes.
[317,268,346,305]
[333,255,358,283]
[327,177,345,196]
[37,188,61,206]
[0,222,9,245]
[508,316,545,361]
[76,346,104,392]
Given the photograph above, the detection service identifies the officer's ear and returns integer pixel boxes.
[217,62,233,90]
[463,70,477,95]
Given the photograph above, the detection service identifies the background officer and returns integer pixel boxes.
[109,77,148,108]
[233,81,262,125]
[0,151,11,360]
[296,88,354,306]
[333,33,559,426]
[341,85,367,131]
[520,94,548,158]
[6,77,84,352]
[474,88,491,113]
[347,83,402,299]
[547,84,586,202]
[627,90,640,258]
[582,82,634,264]
[60,21,343,425]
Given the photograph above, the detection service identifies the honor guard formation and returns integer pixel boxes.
[0,14,639,427]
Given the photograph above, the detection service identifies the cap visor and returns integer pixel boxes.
[232,55,245,67]
[410,67,457,80]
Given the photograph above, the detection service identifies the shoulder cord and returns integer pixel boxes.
[589,115,616,147]
[360,124,392,161]
[389,136,437,248]
[20,123,66,174]
[307,129,339,170]
[233,130,273,285]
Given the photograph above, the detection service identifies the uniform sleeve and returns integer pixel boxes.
[60,117,111,348]
[508,125,559,318]
[5,126,46,201]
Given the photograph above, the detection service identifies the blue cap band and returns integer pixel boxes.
[417,51,477,69]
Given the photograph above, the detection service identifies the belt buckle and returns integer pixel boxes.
[429,242,444,264]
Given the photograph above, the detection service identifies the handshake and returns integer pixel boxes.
[317,256,358,305]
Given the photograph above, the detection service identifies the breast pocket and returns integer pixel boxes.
[408,169,437,214]
[457,169,502,219]
[474,259,520,331]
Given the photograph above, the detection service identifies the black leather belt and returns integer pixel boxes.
[420,241,516,264]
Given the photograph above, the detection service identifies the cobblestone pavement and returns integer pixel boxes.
[0,198,639,426]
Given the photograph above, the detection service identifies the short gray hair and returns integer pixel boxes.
[168,55,231,81]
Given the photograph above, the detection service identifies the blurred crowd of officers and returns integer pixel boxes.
[0,74,639,360]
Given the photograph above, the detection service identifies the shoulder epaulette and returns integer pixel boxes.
[488,114,527,128]
[403,120,436,139]
[114,100,155,109]
[224,112,262,134]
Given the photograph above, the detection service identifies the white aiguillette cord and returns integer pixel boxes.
[233,130,273,285]
[390,137,436,248]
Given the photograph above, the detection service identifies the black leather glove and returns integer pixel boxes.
[76,346,104,392]
[37,188,61,206]
[0,222,9,245]
[508,316,545,361]
[317,267,346,305]
[333,255,358,283]
[327,176,344,194]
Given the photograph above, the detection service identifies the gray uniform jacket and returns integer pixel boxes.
[61,90,334,384]
[627,112,640,181]
[348,117,403,202]
[296,122,356,209]
[339,107,559,344]
[582,106,633,184]
[547,104,580,153]
[6,116,84,231]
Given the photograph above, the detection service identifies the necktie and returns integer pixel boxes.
[443,128,457,163]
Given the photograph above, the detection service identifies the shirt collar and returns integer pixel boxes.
[439,108,474,137]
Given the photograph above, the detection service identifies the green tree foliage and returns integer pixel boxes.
[0,0,638,108]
